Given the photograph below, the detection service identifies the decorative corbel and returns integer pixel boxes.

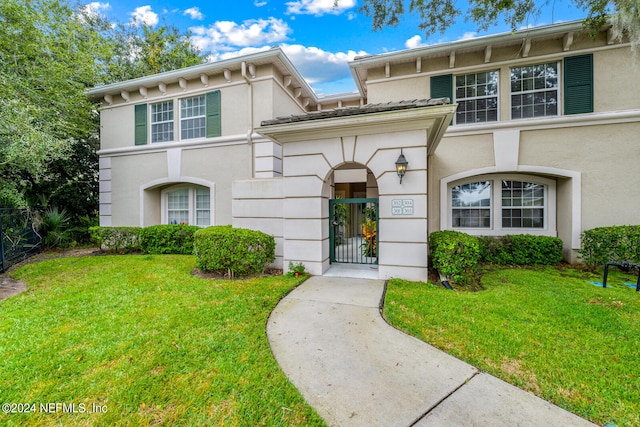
[416,57,422,73]
[284,75,292,87]
[449,51,456,68]
[294,87,302,98]
[607,28,616,45]
[223,68,231,83]
[120,90,130,102]
[563,32,574,51]
[248,63,256,78]
[201,74,209,86]
[179,78,187,91]
[385,62,390,78]
[484,45,492,63]
[522,38,531,58]
[104,94,113,106]
[139,87,148,99]
[158,82,167,95]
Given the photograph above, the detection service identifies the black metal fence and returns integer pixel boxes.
[0,207,42,273]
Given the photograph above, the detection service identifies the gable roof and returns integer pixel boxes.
[88,47,317,103]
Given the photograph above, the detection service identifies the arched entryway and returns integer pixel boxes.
[327,164,379,265]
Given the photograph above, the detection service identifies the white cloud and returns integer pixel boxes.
[190,18,292,52]
[405,35,424,49]
[458,32,478,41]
[286,0,356,16]
[206,43,365,95]
[82,2,111,18]
[183,7,204,20]
[131,5,158,27]
[280,44,366,86]
[254,0,268,6]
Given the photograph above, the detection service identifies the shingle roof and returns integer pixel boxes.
[260,98,451,126]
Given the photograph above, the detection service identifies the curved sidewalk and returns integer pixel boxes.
[266,276,597,427]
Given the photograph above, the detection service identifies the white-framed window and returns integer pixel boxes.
[449,174,556,236]
[455,70,499,124]
[161,185,211,226]
[510,62,559,119]
[134,91,221,146]
[180,95,206,140]
[151,101,174,143]
[451,181,491,228]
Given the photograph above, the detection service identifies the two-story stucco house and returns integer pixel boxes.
[89,20,640,282]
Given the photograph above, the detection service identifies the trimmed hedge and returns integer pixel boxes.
[194,226,275,277]
[139,224,199,254]
[579,225,640,270]
[478,235,563,266]
[89,226,142,253]
[429,230,481,287]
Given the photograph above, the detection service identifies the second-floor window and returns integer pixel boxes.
[455,71,499,124]
[180,95,206,139]
[151,101,174,143]
[134,90,221,146]
[510,63,559,119]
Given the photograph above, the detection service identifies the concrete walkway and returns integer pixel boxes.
[266,276,597,427]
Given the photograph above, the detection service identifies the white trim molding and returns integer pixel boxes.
[440,166,581,249]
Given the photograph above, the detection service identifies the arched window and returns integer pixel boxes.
[449,174,556,236]
[161,185,211,226]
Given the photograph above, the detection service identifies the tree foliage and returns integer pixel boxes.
[104,23,205,83]
[0,0,205,218]
[358,0,639,49]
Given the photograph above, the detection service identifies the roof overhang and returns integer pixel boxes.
[349,19,596,96]
[88,47,318,103]
[257,101,457,155]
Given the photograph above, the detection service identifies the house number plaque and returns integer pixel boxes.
[392,199,414,215]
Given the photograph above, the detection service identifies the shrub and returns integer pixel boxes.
[579,225,640,270]
[39,207,71,248]
[90,226,142,253]
[429,230,481,288]
[139,224,199,254]
[478,234,563,266]
[194,226,276,278]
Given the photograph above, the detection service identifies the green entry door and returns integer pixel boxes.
[329,198,378,265]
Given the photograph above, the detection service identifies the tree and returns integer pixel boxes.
[104,23,205,83]
[0,0,205,224]
[0,0,109,208]
[357,0,639,48]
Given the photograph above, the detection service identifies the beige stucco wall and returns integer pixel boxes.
[520,122,640,230]
[593,47,639,112]
[428,119,640,262]
[365,42,638,118]
[108,152,168,226]
[102,142,251,227]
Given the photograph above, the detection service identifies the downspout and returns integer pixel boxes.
[241,62,255,177]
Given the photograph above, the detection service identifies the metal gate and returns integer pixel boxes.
[329,198,378,265]
[1,207,42,273]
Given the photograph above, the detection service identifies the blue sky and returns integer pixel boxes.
[84,0,587,95]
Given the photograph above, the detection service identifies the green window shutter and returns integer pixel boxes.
[564,54,593,115]
[134,103,148,145]
[206,90,221,138]
[430,74,453,101]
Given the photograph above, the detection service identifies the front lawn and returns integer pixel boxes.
[0,255,326,426]
[384,266,640,427]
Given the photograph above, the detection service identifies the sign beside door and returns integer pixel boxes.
[392,199,414,215]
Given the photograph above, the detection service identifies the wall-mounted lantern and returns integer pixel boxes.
[395,149,408,184]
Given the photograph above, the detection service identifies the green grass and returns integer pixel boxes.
[0,255,326,426]
[384,266,640,427]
